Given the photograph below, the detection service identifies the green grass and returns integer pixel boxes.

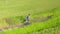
[0,0,60,18]
[0,0,60,34]
[0,7,60,34]
[31,27,60,34]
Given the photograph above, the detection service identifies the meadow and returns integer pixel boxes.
[0,0,60,34]
[0,7,60,34]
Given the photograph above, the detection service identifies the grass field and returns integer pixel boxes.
[0,0,60,34]
[0,0,60,18]
[0,7,60,34]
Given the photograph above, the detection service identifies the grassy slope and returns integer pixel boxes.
[0,7,60,34]
[0,0,60,34]
[0,0,60,18]
[0,0,60,28]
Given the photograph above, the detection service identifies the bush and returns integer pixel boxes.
[20,16,26,23]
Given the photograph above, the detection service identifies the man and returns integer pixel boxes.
[25,14,30,23]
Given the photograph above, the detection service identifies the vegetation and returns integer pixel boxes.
[0,7,59,34]
[0,0,60,34]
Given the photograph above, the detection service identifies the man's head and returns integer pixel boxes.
[28,14,30,16]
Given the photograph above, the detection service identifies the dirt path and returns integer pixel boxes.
[31,15,53,23]
[13,15,53,29]
[0,15,53,32]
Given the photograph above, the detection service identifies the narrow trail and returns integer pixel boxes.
[31,15,53,22]
[0,15,53,32]
[15,15,53,28]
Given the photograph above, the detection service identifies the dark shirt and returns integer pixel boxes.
[26,16,30,21]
